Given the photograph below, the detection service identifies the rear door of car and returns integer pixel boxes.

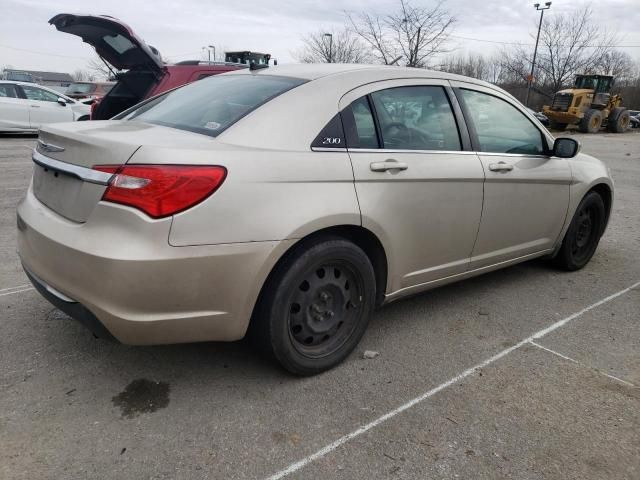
[451,81,571,268]
[339,79,485,294]
[0,83,30,130]
[17,84,74,128]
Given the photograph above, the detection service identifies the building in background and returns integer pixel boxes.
[2,69,73,92]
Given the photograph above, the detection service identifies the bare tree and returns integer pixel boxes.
[596,50,635,80]
[535,6,619,93]
[295,28,372,63]
[86,57,113,80]
[71,69,98,82]
[438,53,487,80]
[347,0,455,67]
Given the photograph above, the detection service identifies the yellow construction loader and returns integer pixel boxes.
[543,74,630,133]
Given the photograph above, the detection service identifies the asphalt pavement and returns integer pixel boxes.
[1,130,639,480]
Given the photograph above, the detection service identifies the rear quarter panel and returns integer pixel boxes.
[124,144,361,246]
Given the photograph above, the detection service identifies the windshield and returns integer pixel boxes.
[117,74,305,137]
[66,83,97,94]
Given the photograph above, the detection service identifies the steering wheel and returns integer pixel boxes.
[383,122,410,148]
[384,122,434,149]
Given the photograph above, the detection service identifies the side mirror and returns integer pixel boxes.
[552,137,580,158]
[57,98,67,106]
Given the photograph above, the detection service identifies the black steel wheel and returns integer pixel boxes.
[288,261,364,358]
[252,236,376,375]
[554,191,605,271]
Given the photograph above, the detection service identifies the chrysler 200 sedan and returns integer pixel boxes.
[17,64,613,375]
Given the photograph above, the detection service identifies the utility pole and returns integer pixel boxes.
[526,2,552,107]
[323,33,333,63]
[202,45,216,64]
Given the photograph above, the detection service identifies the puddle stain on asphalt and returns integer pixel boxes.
[112,379,170,418]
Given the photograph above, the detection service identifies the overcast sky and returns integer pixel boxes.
[1,0,639,73]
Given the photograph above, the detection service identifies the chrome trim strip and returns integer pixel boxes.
[311,147,347,152]
[347,149,477,155]
[32,150,113,186]
[476,151,550,159]
[345,148,550,159]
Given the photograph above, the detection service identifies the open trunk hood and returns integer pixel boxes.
[49,14,164,73]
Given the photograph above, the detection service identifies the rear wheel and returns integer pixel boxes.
[608,107,630,133]
[553,192,605,271]
[252,237,376,375]
[579,109,603,133]
[549,120,567,131]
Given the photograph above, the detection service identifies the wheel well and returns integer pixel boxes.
[589,183,612,233]
[319,225,388,305]
[254,225,388,318]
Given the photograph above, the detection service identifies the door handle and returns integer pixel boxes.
[488,162,514,172]
[370,159,408,172]
[30,105,41,108]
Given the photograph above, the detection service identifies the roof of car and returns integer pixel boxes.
[227,63,494,88]
[69,81,115,85]
[0,80,59,88]
[0,80,74,97]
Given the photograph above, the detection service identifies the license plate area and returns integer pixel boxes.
[33,164,107,223]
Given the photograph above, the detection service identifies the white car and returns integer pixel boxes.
[0,80,90,132]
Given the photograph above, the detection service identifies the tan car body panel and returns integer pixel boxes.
[17,65,614,345]
[18,187,297,344]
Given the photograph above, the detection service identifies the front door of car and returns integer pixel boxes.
[339,80,485,294]
[452,83,572,269]
[0,83,30,130]
[18,85,74,128]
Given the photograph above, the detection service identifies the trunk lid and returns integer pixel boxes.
[32,121,214,223]
[49,14,164,74]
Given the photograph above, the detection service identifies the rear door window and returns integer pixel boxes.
[343,96,379,148]
[370,86,461,151]
[118,75,305,137]
[0,84,19,98]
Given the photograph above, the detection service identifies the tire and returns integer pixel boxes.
[553,192,606,271]
[251,236,376,375]
[579,109,603,133]
[607,107,630,133]
[77,115,90,121]
[549,120,567,131]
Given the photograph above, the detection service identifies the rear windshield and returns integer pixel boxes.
[66,83,97,94]
[117,75,306,137]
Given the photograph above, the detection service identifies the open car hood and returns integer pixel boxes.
[49,14,164,73]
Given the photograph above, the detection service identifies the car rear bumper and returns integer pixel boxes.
[17,187,290,345]
[23,264,117,341]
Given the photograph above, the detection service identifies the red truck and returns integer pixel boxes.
[49,14,247,119]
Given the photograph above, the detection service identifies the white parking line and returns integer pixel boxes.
[0,286,34,297]
[0,284,30,292]
[0,145,35,150]
[529,340,635,387]
[265,280,640,480]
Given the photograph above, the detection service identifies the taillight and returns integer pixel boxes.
[93,164,226,218]
[90,101,96,119]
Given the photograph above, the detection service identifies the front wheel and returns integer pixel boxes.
[608,107,630,133]
[553,192,606,271]
[252,237,376,375]
[579,109,603,133]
